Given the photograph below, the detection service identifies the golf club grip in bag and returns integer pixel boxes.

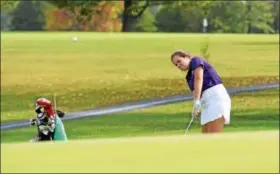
[56,110,65,118]
[35,120,54,141]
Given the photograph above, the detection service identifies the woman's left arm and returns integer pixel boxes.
[193,66,204,101]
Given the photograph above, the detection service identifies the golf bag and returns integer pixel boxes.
[30,109,67,142]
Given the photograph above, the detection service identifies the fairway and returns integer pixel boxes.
[1,32,279,121]
[1,131,279,173]
[2,88,278,143]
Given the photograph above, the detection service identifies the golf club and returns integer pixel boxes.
[184,115,195,135]
[53,93,57,115]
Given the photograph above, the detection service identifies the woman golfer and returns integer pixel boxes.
[170,50,231,133]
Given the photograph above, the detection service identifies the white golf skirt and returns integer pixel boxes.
[200,84,231,125]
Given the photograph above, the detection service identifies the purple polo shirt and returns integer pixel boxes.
[186,56,222,93]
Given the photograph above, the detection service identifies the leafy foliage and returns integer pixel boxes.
[270,1,279,33]
[207,1,247,33]
[1,1,278,33]
[155,5,186,32]
[131,8,157,32]
[45,8,74,31]
[48,0,101,30]
[245,1,275,33]
[11,1,46,31]
[155,1,277,33]
[0,1,19,11]
[1,11,12,30]
[49,0,160,32]
[45,1,122,31]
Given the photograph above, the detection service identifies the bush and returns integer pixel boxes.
[132,8,157,32]
[11,1,45,31]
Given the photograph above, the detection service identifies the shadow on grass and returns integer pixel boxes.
[1,108,279,143]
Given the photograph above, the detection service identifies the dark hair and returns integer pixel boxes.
[170,50,191,61]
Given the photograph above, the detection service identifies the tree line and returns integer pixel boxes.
[1,0,279,33]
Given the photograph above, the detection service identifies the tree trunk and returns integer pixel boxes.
[121,0,149,32]
[246,2,252,33]
[273,1,279,33]
[122,0,132,32]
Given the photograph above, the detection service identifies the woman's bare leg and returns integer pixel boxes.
[201,124,208,133]
[207,116,225,133]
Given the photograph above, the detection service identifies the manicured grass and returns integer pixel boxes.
[1,131,279,173]
[1,32,279,121]
[1,89,279,143]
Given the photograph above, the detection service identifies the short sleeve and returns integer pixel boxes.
[190,56,204,71]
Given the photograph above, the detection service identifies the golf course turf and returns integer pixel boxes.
[1,32,279,121]
[1,131,279,173]
[1,32,279,173]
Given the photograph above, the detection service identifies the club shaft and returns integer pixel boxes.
[185,116,194,134]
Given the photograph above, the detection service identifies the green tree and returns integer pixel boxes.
[50,0,145,31]
[1,1,19,31]
[207,1,247,33]
[155,2,211,32]
[270,0,279,33]
[121,0,150,32]
[132,7,157,32]
[50,0,168,32]
[245,1,274,33]
[155,1,275,34]
[1,11,12,31]
[11,0,46,31]
[155,5,185,32]
[0,1,19,11]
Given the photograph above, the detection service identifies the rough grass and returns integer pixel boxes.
[1,32,279,121]
[1,131,279,173]
[1,88,279,143]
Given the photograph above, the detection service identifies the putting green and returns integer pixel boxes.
[1,131,279,173]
